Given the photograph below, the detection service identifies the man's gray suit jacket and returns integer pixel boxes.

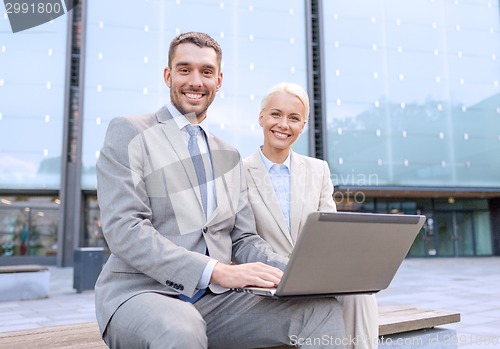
[95,105,287,336]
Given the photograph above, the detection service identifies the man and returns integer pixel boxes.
[95,32,346,349]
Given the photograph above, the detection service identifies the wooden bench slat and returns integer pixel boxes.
[0,307,460,348]
[378,306,460,336]
[0,322,106,349]
[0,265,48,274]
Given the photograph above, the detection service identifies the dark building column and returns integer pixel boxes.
[305,0,327,160]
[489,198,500,256]
[57,1,86,267]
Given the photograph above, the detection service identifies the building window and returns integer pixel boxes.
[0,196,60,257]
[323,0,500,187]
[83,195,107,252]
[0,17,67,189]
[81,0,309,189]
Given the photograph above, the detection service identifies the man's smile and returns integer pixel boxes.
[184,92,204,100]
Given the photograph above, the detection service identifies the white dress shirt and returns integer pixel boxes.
[166,102,217,290]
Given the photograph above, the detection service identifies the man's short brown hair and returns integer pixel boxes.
[168,32,222,70]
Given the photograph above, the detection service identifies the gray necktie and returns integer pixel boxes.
[180,125,209,304]
[185,125,208,215]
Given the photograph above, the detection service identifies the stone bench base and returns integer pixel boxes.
[0,265,50,302]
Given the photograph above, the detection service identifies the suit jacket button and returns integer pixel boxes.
[179,285,184,291]
[202,227,208,234]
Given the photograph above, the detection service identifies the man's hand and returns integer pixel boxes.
[210,262,283,289]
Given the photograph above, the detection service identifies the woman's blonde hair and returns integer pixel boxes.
[260,82,310,121]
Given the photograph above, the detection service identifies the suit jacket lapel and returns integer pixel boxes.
[205,135,251,227]
[206,135,222,225]
[247,152,293,246]
[290,152,305,244]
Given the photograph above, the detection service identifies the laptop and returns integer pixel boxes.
[234,211,426,298]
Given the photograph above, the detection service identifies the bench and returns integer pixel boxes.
[378,306,460,336]
[0,306,460,348]
[0,265,50,302]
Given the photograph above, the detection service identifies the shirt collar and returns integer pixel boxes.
[258,146,291,172]
[166,101,210,135]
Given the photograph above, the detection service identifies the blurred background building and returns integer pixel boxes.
[1,0,499,266]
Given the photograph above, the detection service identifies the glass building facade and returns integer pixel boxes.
[0,18,67,189]
[81,0,309,188]
[323,0,500,187]
[1,0,499,265]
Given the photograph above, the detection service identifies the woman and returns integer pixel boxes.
[243,82,378,349]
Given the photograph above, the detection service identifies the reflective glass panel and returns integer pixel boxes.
[0,12,67,189]
[0,196,60,257]
[83,195,107,251]
[474,211,493,255]
[82,0,309,188]
[323,0,500,187]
